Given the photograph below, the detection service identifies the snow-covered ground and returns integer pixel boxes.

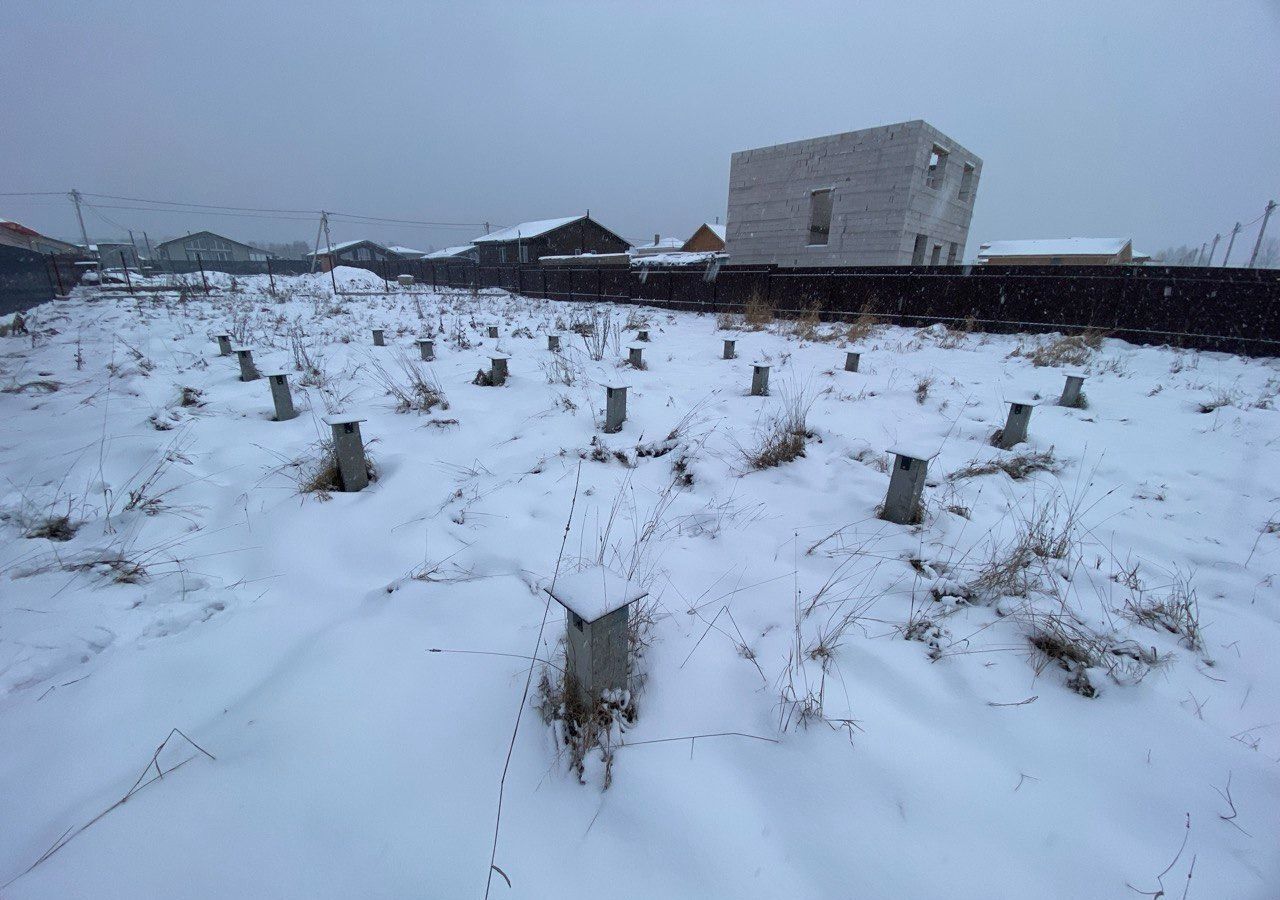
[2,267,1278,898]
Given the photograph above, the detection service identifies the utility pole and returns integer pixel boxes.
[311,210,328,274]
[68,189,90,251]
[1248,200,1277,268]
[1221,222,1241,267]
[1206,233,1220,267]
[321,211,338,295]
[128,229,143,269]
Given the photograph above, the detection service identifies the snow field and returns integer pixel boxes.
[1,267,1278,898]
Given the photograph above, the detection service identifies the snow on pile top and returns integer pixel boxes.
[1005,395,1042,407]
[547,566,647,623]
[888,444,939,461]
[977,237,1131,258]
[323,414,366,426]
[424,245,476,259]
[472,216,583,244]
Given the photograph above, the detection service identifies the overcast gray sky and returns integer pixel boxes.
[4,0,1278,258]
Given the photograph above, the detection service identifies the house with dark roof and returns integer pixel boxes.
[471,215,631,266]
[154,231,273,263]
[306,239,399,271]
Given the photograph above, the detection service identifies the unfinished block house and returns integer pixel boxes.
[724,120,981,267]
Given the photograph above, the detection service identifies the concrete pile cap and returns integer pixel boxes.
[888,444,939,462]
[627,344,646,351]
[416,337,433,344]
[323,414,367,426]
[489,352,511,360]
[546,566,648,624]
[751,361,770,368]
[261,370,289,378]
[231,346,254,354]
[603,380,631,390]
[1063,371,1087,380]
[1005,396,1042,407]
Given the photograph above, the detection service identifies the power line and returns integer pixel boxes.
[80,202,321,223]
[81,192,318,215]
[77,191,495,230]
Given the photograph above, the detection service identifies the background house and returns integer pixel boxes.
[975,238,1135,265]
[471,215,631,266]
[154,231,273,262]
[682,222,726,253]
[630,235,686,258]
[0,218,80,255]
[307,239,398,271]
[424,245,479,264]
[386,246,428,259]
[725,120,982,267]
[93,242,141,269]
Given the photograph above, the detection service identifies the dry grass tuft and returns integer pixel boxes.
[1013,329,1108,368]
[1122,572,1202,651]
[744,290,773,329]
[369,352,448,413]
[742,378,817,470]
[948,448,1061,481]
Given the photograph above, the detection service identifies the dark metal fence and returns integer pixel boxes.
[0,246,87,316]
[380,259,1280,356]
[4,246,1276,356]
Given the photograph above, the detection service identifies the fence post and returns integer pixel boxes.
[266,256,275,293]
[48,253,65,296]
[597,266,602,302]
[541,267,548,299]
[196,253,210,294]
[120,255,134,294]
[381,258,390,292]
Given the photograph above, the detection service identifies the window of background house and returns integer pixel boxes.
[959,163,975,201]
[912,234,928,266]
[519,244,530,263]
[927,145,949,189]
[499,246,509,264]
[808,189,833,246]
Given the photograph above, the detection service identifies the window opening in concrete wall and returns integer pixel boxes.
[927,145,949,189]
[929,244,942,266]
[912,233,928,266]
[947,242,959,265]
[959,162,976,201]
[808,189,833,246]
